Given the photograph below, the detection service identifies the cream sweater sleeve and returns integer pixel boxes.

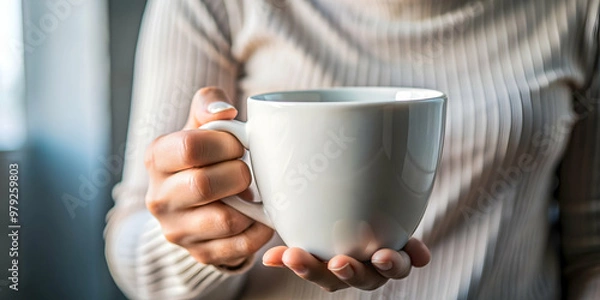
[104,0,245,299]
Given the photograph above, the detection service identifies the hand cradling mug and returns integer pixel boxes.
[201,87,447,261]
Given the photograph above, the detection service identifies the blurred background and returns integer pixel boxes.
[0,0,149,299]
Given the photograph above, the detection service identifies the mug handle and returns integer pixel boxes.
[199,120,274,228]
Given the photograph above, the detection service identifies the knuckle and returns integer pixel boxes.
[163,229,185,245]
[235,235,257,255]
[144,134,169,171]
[191,169,213,201]
[233,160,252,188]
[213,243,235,261]
[214,209,246,235]
[145,194,169,216]
[144,141,158,170]
[190,247,212,265]
[226,137,245,158]
[180,131,203,166]
[213,235,259,260]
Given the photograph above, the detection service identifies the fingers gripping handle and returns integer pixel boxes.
[220,196,272,227]
[199,120,273,228]
[201,120,250,148]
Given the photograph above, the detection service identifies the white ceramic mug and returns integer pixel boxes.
[200,87,446,261]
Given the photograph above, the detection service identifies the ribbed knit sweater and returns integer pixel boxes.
[104,0,600,299]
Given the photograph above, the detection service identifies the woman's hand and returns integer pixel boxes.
[263,238,431,292]
[144,87,274,268]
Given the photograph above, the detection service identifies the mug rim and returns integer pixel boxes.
[248,86,447,105]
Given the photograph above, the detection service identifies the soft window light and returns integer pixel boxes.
[0,0,27,151]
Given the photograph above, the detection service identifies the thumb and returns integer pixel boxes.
[184,87,238,129]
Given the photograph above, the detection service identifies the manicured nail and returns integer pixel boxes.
[207,101,234,114]
[262,258,284,268]
[329,263,354,280]
[262,260,282,268]
[372,260,393,271]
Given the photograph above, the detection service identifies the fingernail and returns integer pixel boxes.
[207,101,234,114]
[372,260,393,271]
[262,260,284,268]
[263,258,283,267]
[329,263,353,280]
[290,265,308,276]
